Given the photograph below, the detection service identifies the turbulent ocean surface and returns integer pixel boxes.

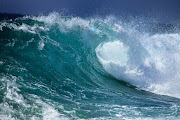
[0,12,180,119]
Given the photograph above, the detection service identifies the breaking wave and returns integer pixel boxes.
[0,12,180,119]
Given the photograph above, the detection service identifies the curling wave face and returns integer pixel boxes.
[0,12,180,119]
[96,34,180,98]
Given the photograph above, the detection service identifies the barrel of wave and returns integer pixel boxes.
[96,37,180,98]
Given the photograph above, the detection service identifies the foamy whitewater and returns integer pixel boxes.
[96,33,180,98]
[0,12,180,119]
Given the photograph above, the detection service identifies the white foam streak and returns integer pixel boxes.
[0,22,49,34]
[34,12,91,32]
[0,75,70,120]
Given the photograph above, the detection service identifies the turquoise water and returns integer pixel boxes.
[0,12,180,119]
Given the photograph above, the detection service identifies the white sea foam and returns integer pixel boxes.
[96,33,180,98]
[0,75,70,120]
[33,12,91,32]
[0,21,49,34]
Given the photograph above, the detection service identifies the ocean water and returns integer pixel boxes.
[0,12,180,120]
